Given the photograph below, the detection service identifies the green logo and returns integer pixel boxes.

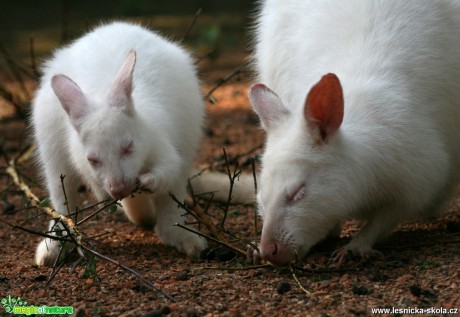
[1,295,27,313]
[1,295,73,315]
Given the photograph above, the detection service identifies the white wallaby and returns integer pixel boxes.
[32,22,207,266]
[249,0,460,266]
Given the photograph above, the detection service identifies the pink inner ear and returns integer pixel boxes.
[51,74,88,125]
[249,83,289,130]
[304,73,344,141]
[109,50,137,113]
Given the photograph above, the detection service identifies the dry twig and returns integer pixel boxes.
[174,223,245,257]
[175,148,263,266]
[2,148,175,301]
[6,156,79,233]
[290,265,312,296]
[220,147,241,228]
[181,8,202,43]
[251,157,258,237]
[204,61,248,103]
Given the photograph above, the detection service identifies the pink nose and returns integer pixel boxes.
[260,240,295,267]
[109,182,129,199]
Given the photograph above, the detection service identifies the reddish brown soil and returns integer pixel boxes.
[1,62,459,317]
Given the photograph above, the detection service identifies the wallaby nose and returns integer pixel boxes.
[109,181,128,199]
[260,240,294,267]
[260,241,278,260]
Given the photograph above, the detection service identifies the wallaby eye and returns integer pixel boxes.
[87,154,100,165]
[286,183,306,204]
[121,140,134,155]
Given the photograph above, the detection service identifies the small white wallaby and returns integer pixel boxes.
[32,22,207,266]
[249,0,460,266]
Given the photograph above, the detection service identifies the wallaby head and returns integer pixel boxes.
[51,50,147,199]
[249,73,345,266]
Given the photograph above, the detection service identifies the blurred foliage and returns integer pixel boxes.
[0,0,253,120]
[193,24,222,61]
[0,0,253,59]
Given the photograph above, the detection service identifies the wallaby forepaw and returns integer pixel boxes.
[156,225,207,258]
[179,233,208,258]
[137,173,156,192]
[332,242,383,264]
[247,242,262,265]
[35,238,63,267]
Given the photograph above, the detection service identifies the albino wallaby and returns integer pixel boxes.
[249,0,460,266]
[32,22,207,266]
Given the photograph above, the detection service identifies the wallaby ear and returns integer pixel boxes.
[304,73,344,142]
[249,83,290,130]
[109,50,136,113]
[51,74,88,128]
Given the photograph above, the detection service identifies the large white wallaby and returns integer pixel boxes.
[249,0,460,266]
[32,22,207,266]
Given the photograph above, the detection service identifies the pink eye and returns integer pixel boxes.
[286,183,306,203]
[121,140,134,155]
[87,155,100,165]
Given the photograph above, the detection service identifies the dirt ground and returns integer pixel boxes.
[1,50,460,317]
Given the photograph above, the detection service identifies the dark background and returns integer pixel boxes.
[0,0,256,64]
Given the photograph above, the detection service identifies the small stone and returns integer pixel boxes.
[160,306,171,315]
[3,203,15,214]
[409,284,437,298]
[146,306,171,317]
[410,284,422,297]
[34,274,47,282]
[176,270,189,281]
[319,280,331,289]
[276,281,292,294]
[74,307,87,317]
[131,283,151,293]
[370,270,389,282]
[352,284,371,295]
[0,275,8,283]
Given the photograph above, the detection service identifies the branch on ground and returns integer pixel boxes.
[2,147,175,302]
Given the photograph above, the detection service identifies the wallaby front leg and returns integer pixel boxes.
[35,171,80,266]
[153,192,207,257]
[121,193,156,227]
[332,208,401,263]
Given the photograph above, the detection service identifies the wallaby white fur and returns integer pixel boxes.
[32,22,207,266]
[250,0,460,266]
[189,168,256,205]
